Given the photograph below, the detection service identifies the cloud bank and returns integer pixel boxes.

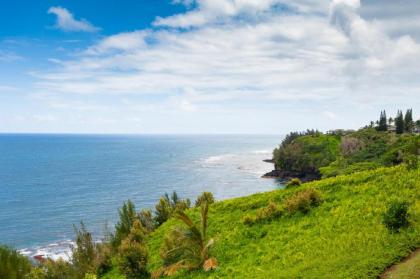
[28,0,420,133]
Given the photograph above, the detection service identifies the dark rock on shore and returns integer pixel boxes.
[262,169,320,183]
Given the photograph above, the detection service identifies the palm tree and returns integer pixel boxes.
[155,202,217,277]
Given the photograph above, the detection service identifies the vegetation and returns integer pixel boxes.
[0,246,32,279]
[382,201,410,232]
[1,111,419,278]
[286,178,301,188]
[194,192,215,207]
[147,166,419,278]
[155,202,217,277]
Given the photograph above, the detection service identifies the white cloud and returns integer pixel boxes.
[48,6,100,32]
[27,0,420,133]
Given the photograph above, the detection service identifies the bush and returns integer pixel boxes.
[284,188,322,214]
[0,246,32,279]
[404,154,418,170]
[255,202,283,222]
[138,209,155,233]
[242,214,255,225]
[117,220,149,279]
[286,178,302,188]
[195,192,215,207]
[154,191,191,226]
[382,201,410,232]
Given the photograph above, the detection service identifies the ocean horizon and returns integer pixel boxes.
[0,134,283,259]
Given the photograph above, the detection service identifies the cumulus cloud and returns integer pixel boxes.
[32,0,420,132]
[48,6,100,32]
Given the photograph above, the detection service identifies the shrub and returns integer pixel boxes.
[403,154,418,170]
[382,201,410,232]
[138,209,156,233]
[242,214,255,226]
[117,240,149,279]
[255,202,283,222]
[286,178,302,188]
[0,246,32,279]
[284,188,322,214]
[117,220,149,279]
[155,191,191,226]
[195,192,215,207]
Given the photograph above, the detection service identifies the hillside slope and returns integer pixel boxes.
[147,166,420,278]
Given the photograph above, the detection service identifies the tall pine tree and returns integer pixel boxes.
[395,110,404,134]
[377,110,388,131]
[404,109,414,133]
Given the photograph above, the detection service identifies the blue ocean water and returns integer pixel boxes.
[0,134,282,258]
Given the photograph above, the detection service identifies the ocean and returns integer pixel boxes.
[0,134,282,259]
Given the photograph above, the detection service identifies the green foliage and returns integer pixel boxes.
[158,202,215,275]
[138,209,156,233]
[195,192,215,207]
[34,258,76,279]
[286,178,301,188]
[72,222,97,277]
[117,220,149,279]
[404,109,414,133]
[382,201,410,232]
[113,200,137,248]
[377,110,388,131]
[274,133,339,175]
[147,166,420,278]
[155,191,191,226]
[404,154,418,170]
[255,202,283,223]
[284,188,322,214]
[0,246,32,279]
[395,110,404,134]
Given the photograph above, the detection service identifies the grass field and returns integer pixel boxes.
[145,166,420,278]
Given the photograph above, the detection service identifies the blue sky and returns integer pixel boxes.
[0,0,419,134]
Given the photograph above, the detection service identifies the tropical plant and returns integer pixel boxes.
[0,246,32,279]
[195,192,215,207]
[382,201,410,232]
[157,202,217,276]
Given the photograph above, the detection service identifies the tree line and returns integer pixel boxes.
[374,109,419,134]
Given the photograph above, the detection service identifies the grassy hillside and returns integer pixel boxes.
[146,166,420,278]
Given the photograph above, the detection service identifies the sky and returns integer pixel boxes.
[0,0,419,134]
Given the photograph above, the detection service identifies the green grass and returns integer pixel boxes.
[382,249,420,279]
[144,166,420,278]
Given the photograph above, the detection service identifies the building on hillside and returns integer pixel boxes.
[388,125,396,133]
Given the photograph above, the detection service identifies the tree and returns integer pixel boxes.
[377,110,388,131]
[157,202,217,276]
[0,246,32,279]
[72,222,97,277]
[395,110,404,134]
[388,117,394,126]
[404,109,414,133]
[112,200,137,248]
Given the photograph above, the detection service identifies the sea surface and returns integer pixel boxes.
[0,134,282,259]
